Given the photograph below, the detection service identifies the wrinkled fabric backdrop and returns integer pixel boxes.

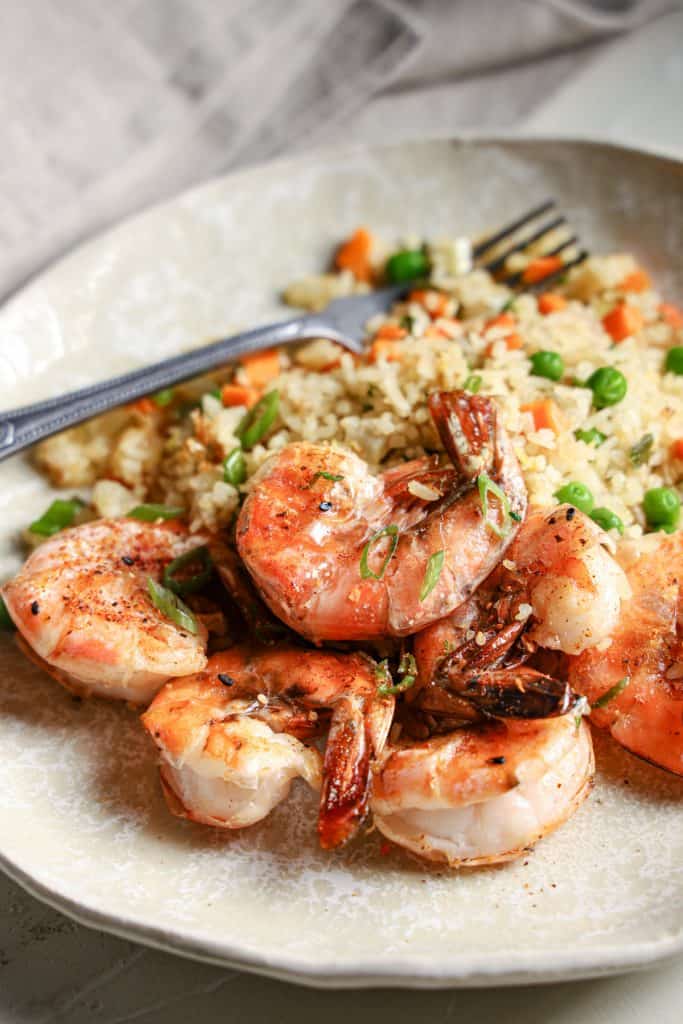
[2,0,680,302]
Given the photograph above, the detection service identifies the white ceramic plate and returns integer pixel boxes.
[1,138,682,989]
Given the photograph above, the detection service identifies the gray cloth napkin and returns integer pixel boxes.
[1,0,679,302]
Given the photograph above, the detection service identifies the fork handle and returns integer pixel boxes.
[0,313,345,463]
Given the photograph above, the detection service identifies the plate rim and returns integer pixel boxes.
[1,132,682,987]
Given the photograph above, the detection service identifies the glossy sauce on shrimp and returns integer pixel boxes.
[237,391,526,642]
[143,645,394,847]
[569,532,683,775]
[1,518,209,703]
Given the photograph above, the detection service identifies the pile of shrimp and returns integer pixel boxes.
[3,389,680,867]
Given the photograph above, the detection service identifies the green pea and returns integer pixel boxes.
[585,367,627,409]
[664,346,683,375]
[152,388,175,407]
[574,427,606,447]
[643,487,681,532]
[590,507,624,535]
[385,249,429,284]
[530,350,564,382]
[554,482,595,514]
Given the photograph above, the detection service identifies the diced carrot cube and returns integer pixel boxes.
[521,399,564,434]
[538,292,567,315]
[221,384,260,408]
[374,322,407,341]
[619,268,651,293]
[239,349,281,388]
[485,333,524,358]
[368,338,403,363]
[335,227,374,282]
[671,439,683,460]
[485,311,516,332]
[521,255,564,285]
[408,289,450,318]
[132,397,157,415]
[602,303,645,343]
[660,303,683,329]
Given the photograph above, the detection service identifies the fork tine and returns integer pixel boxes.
[501,249,589,290]
[472,200,556,259]
[482,216,568,273]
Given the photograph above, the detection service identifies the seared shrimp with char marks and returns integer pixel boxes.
[569,531,683,775]
[237,390,526,642]
[412,504,630,722]
[1,518,209,704]
[372,714,594,866]
[143,645,394,847]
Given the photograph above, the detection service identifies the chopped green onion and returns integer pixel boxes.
[127,504,185,522]
[29,497,85,537]
[500,296,517,313]
[152,388,175,407]
[510,510,522,522]
[207,387,222,401]
[590,507,624,535]
[629,433,654,467]
[311,471,344,485]
[400,314,415,333]
[419,550,445,602]
[592,676,630,709]
[360,525,399,580]
[463,374,482,394]
[554,482,594,515]
[223,447,247,486]
[377,652,417,696]
[163,545,213,596]
[236,390,280,450]
[147,577,198,634]
[386,249,429,284]
[575,427,606,447]
[476,474,512,538]
[0,595,15,631]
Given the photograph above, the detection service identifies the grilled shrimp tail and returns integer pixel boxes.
[318,695,372,850]
[443,667,584,720]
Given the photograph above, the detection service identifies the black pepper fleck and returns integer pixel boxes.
[121,556,134,566]
[319,501,333,512]
[30,601,40,616]
[566,506,576,521]
[489,755,506,765]
[218,673,236,687]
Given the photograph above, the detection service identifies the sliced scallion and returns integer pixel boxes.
[463,374,482,394]
[0,595,15,631]
[359,525,399,580]
[629,432,654,467]
[127,504,185,522]
[147,577,198,634]
[476,474,512,539]
[162,545,213,596]
[236,390,280,450]
[592,676,630,709]
[29,497,85,537]
[419,550,444,602]
[311,471,344,484]
[378,652,417,696]
[152,388,175,407]
[223,447,247,486]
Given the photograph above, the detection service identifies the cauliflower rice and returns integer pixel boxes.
[33,241,683,544]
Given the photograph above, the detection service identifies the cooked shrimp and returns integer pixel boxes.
[237,390,526,642]
[413,504,630,706]
[1,518,209,703]
[372,714,594,866]
[143,646,394,847]
[569,531,683,775]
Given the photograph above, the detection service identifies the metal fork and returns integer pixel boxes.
[0,200,585,462]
